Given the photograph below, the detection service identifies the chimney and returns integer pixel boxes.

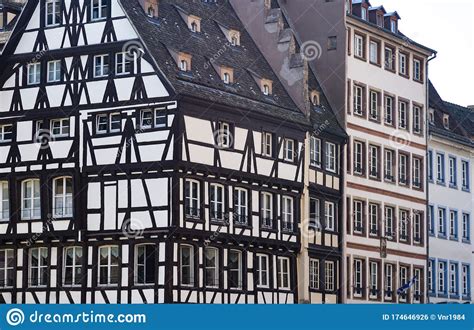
[138,0,159,18]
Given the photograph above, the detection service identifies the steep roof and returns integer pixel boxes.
[120,0,311,126]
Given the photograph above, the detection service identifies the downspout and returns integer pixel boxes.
[425,51,437,304]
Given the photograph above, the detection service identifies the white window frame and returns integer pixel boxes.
[353,200,363,233]
[413,157,421,188]
[354,34,364,58]
[309,258,319,289]
[385,263,393,299]
[29,247,48,287]
[399,266,408,301]
[217,122,231,148]
[449,263,457,295]
[310,198,321,230]
[0,181,9,221]
[0,249,14,288]
[22,179,41,220]
[325,142,337,173]
[399,154,408,185]
[354,259,363,297]
[27,62,41,85]
[413,59,422,81]
[369,145,378,178]
[369,203,378,236]
[325,201,335,231]
[462,265,469,296]
[283,138,294,162]
[385,96,394,124]
[438,261,445,293]
[369,261,378,298]
[228,250,242,289]
[185,179,200,218]
[204,247,219,288]
[63,246,82,287]
[51,118,70,137]
[462,213,469,240]
[282,196,294,232]
[354,141,363,174]
[180,245,194,287]
[385,47,394,70]
[398,101,408,129]
[93,54,109,78]
[46,0,61,26]
[277,257,290,290]
[47,60,61,82]
[369,41,378,64]
[261,192,273,229]
[256,254,269,288]
[209,183,224,221]
[413,212,422,244]
[261,132,273,157]
[353,85,363,115]
[325,260,335,291]
[115,52,131,75]
[134,244,155,285]
[399,53,407,75]
[0,124,12,143]
[234,188,248,225]
[384,206,394,239]
[384,149,394,181]
[92,0,108,20]
[98,245,119,286]
[53,176,73,217]
[461,161,469,190]
[310,136,321,167]
[399,209,409,241]
[140,109,153,129]
[413,106,422,133]
[369,91,378,120]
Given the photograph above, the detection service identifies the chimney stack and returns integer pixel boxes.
[138,0,159,18]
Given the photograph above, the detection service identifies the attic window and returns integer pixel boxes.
[263,85,270,95]
[220,66,234,84]
[390,20,397,33]
[376,14,383,27]
[148,6,155,17]
[139,0,158,18]
[429,109,434,124]
[191,21,198,32]
[310,91,320,106]
[223,73,230,84]
[443,114,449,129]
[345,0,351,14]
[229,31,241,46]
[361,7,368,20]
[260,79,273,95]
[180,60,188,71]
[177,53,192,72]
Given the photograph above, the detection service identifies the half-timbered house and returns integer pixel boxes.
[0,0,345,304]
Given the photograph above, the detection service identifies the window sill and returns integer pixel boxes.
[437,234,447,240]
[94,131,123,138]
[413,79,424,85]
[354,55,367,62]
[462,239,471,244]
[449,236,459,242]
[369,61,381,67]
[261,226,277,233]
[399,73,410,79]
[449,184,458,189]
[185,216,204,223]
[461,188,470,193]
[436,181,446,187]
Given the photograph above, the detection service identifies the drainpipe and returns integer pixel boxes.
[425,51,437,304]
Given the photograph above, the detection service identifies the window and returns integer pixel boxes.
[438,207,446,236]
[413,157,421,188]
[353,85,363,115]
[353,200,363,233]
[385,263,393,299]
[0,124,12,143]
[413,58,422,81]
[256,254,269,288]
[0,181,9,221]
[325,261,335,291]
[384,149,394,182]
[190,21,198,33]
[217,122,231,148]
[180,245,194,286]
[22,179,41,219]
[413,212,422,244]
[29,247,48,287]
[140,108,167,130]
[310,137,321,167]
[51,118,70,137]
[354,34,364,58]
[369,41,379,64]
[325,142,337,173]
[384,47,394,70]
[135,244,155,285]
[94,54,109,77]
[98,246,119,286]
[369,261,378,297]
[443,114,450,129]
[283,139,295,162]
[47,60,61,82]
[63,246,83,286]
[449,210,458,239]
[234,188,248,225]
[46,0,61,26]
[185,180,200,218]
[282,196,294,232]
[0,249,14,287]
[92,0,108,20]
[309,198,321,230]
[437,153,445,184]
[369,145,379,178]
[361,7,367,20]
[428,260,435,294]
[399,266,408,301]
[384,206,394,239]
[399,53,407,76]
[228,250,242,289]
[354,141,364,175]
[115,52,131,75]
[399,209,409,242]
[325,201,335,231]
[413,106,422,134]
[384,96,394,125]
[96,113,121,134]
[399,154,408,185]
[398,101,408,129]
[261,192,273,229]
[180,60,188,71]
[27,62,41,85]
[263,84,270,96]
[450,263,458,296]
[369,91,378,120]
[461,161,470,190]
[277,257,290,289]
[354,259,363,296]
[210,184,224,221]
[429,109,435,124]
[223,72,230,84]
[390,20,397,33]
[462,213,470,242]
[428,150,434,181]
[369,203,378,236]
[53,177,73,217]
[309,259,319,289]
[204,248,219,288]
[462,265,470,297]
[261,132,273,157]
[428,205,435,236]
[449,157,457,187]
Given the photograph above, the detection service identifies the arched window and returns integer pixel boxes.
[231,36,238,46]
[263,84,270,95]
[190,21,198,32]
[53,177,73,217]
[180,59,188,71]
[22,179,40,220]
[147,6,155,17]
[223,72,230,84]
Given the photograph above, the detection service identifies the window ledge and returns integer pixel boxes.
[462,239,471,244]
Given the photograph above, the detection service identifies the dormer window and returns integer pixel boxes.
[180,60,188,71]
[376,14,383,27]
[219,67,233,84]
[311,91,320,106]
[361,8,368,20]
[345,0,351,14]
[223,73,230,84]
[263,85,270,95]
[429,109,434,124]
[390,20,397,33]
[191,21,198,32]
[229,30,241,46]
[148,6,155,17]
[259,79,273,95]
[443,114,449,129]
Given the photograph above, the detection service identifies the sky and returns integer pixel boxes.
[374,0,474,107]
